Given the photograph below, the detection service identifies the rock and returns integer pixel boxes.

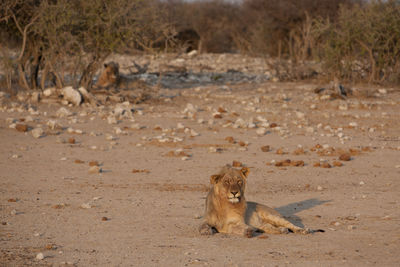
[261,145,270,152]
[80,203,91,209]
[16,124,28,132]
[333,161,343,167]
[256,127,268,136]
[88,166,102,174]
[56,107,72,118]
[339,153,351,161]
[31,128,44,139]
[43,88,55,97]
[187,50,198,57]
[36,253,44,260]
[61,86,82,106]
[78,87,96,105]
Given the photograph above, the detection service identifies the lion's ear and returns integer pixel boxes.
[210,174,222,184]
[240,167,250,178]
[104,63,108,68]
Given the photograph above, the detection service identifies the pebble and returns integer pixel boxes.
[80,203,92,209]
[359,181,365,185]
[36,252,44,260]
[88,166,102,174]
[256,127,268,136]
[56,107,72,117]
[317,186,323,191]
[31,128,44,138]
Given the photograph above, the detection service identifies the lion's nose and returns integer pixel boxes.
[231,191,238,197]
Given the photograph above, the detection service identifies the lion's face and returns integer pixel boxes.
[210,167,249,204]
[96,62,119,88]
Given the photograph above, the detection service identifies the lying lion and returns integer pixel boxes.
[199,166,322,237]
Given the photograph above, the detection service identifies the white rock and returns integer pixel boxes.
[56,107,72,118]
[81,203,91,209]
[43,88,54,97]
[190,129,200,137]
[317,186,323,191]
[256,127,268,136]
[61,86,82,106]
[31,128,44,139]
[349,122,358,127]
[36,253,44,260]
[107,116,118,124]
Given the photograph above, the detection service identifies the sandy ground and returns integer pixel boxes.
[1,81,399,266]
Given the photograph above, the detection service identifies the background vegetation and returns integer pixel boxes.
[1,0,399,91]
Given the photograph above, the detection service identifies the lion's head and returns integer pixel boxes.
[95,62,120,88]
[210,166,250,204]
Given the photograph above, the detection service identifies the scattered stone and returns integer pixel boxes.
[217,107,227,113]
[101,217,109,221]
[88,166,102,174]
[208,147,223,153]
[16,124,28,132]
[261,145,270,152]
[359,181,365,185]
[68,137,76,144]
[31,128,44,139]
[317,185,323,191]
[74,159,84,164]
[80,203,91,209]
[61,86,82,106]
[225,136,235,143]
[276,148,286,155]
[333,161,343,167]
[132,169,150,173]
[292,148,306,155]
[339,153,352,161]
[36,253,45,260]
[89,161,100,166]
[321,162,332,168]
[56,107,72,118]
[275,159,304,167]
[256,127,268,136]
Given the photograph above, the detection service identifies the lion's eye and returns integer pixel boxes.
[238,180,243,185]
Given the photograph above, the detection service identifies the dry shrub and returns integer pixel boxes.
[313,0,400,84]
[0,0,172,90]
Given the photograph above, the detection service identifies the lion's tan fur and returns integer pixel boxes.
[200,166,312,237]
[95,62,120,89]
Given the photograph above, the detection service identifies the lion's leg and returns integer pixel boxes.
[222,222,254,238]
[199,222,215,235]
[256,222,290,234]
[257,209,311,234]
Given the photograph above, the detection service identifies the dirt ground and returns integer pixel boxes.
[1,80,399,266]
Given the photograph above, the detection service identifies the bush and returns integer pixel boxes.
[313,0,400,84]
[0,0,172,90]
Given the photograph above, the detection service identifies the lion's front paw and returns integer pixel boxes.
[199,223,214,235]
[244,227,254,238]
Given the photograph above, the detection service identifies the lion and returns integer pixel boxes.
[95,62,120,89]
[93,62,152,104]
[199,166,322,237]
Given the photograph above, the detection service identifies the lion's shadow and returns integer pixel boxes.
[275,198,331,228]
